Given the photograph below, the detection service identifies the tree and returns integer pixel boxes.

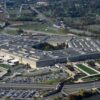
[54,97,62,100]
[3,96,11,100]
[17,28,24,35]
[66,94,77,100]
[79,89,85,97]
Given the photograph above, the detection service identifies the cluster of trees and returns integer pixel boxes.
[7,0,100,18]
[6,0,100,23]
[68,89,97,100]
[32,42,67,51]
[35,0,100,34]
[5,0,100,36]
[37,0,100,18]
[53,89,97,100]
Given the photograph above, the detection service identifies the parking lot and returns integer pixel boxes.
[4,67,68,84]
[0,88,38,99]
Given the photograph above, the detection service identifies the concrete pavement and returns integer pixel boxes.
[0,83,56,89]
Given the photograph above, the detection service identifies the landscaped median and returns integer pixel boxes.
[74,64,98,76]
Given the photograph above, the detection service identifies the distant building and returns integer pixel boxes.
[36,0,48,6]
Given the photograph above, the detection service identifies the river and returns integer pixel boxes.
[84,94,100,100]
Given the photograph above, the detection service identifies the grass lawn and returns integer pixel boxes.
[82,74,100,81]
[13,23,62,34]
[0,64,11,69]
[77,64,97,75]
[5,29,18,35]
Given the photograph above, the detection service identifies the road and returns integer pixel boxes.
[30,5,52,24]
[63,81,100,93]
[43,81,100,98]
[30,6,47,20]
[0,81,100,92]
[0,83,56,89]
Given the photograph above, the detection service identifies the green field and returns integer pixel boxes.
[5,29,18,35]
[82,74,100,82]
[77,64,97,75]
[0,64,11,69]
[13,23,60,34]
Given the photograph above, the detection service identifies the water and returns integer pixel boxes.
[84,94,100,100]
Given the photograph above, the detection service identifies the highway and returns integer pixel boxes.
[0,81,100,92]
[63,81,100,93]
[43,81,100,97]
[0,83,56,89]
